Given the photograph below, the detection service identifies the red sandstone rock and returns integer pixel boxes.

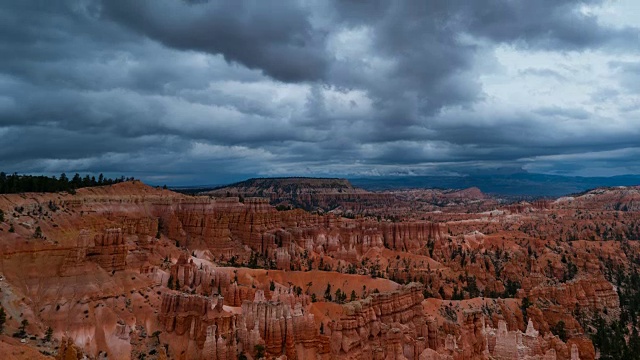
[0,181,638,359]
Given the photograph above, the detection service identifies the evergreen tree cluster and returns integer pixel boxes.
[591,316,640,360]
[590,245,640,359]
[0,172,133,194]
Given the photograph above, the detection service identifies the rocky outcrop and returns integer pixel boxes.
[158,288,320,360]
[239,292,319,359]
[328,283,427,358]
[202,177,394,213]
[86,228,127,272]
[526,276,618,313]
[554,186,640,212]
[485,319,581,360]
[158,292,239,359]
[380,222,444,251]
[170,254,230,295]
[56,337,86,360]
[163,197,445,262]
[222,281,258,307]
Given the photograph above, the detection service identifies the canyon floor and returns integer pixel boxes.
[1,179,639,359]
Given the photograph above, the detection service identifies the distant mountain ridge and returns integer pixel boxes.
[209,177,360,194]
[349,173,640,197]
[201,177,503,214]
[189,173,640,199]
[201,177,377,212]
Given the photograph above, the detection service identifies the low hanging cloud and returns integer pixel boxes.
[0,0,639,184]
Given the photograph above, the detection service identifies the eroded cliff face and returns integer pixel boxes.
[201,177,393,214]
[527,276,619,317]
[162,197,445,258]
[483,319,581,360]
[155,285,323,360]
[326,283,428,359]
[204,178,499,216]
[0,181,636,359]
[158,292,240,358]
[240,292,320,359]
[319,284,585,360]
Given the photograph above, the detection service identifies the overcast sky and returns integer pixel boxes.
[1,1,640,184]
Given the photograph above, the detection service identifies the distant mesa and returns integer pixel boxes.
[201,177,377,212]
[205,177,362,194]
[201,177,496,215]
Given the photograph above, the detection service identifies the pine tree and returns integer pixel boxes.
[44,326,53,342]
[254,344,265,359]
[15,319,28,338]
[167,274,174,290]
[152,330,162,344]
[335,289,342,303]
[324,283,332,301]
[0,306,6,333]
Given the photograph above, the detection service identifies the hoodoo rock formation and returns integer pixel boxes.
[1,180,639,359]
[327,283,427,358]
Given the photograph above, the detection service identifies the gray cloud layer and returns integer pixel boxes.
[1,0,639,183]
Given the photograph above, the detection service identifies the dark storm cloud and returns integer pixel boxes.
[0,0,639,184]
[0,126,184,163]
[317,0,637,133]
[100,0,329,82]
[326,0,484,121]
[457,0,638,49]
